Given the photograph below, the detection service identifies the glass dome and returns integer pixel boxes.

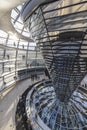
[11,4,31,37]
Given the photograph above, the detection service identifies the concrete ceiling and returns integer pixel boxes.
[0,0,33,42]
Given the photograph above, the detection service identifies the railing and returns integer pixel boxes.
[0,66,46,100]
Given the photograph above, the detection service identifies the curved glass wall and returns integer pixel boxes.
[0,29,44,91]
[21,0,87,102]
[21,0,87,129]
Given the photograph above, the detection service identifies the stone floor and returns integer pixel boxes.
[0,75,45,130]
